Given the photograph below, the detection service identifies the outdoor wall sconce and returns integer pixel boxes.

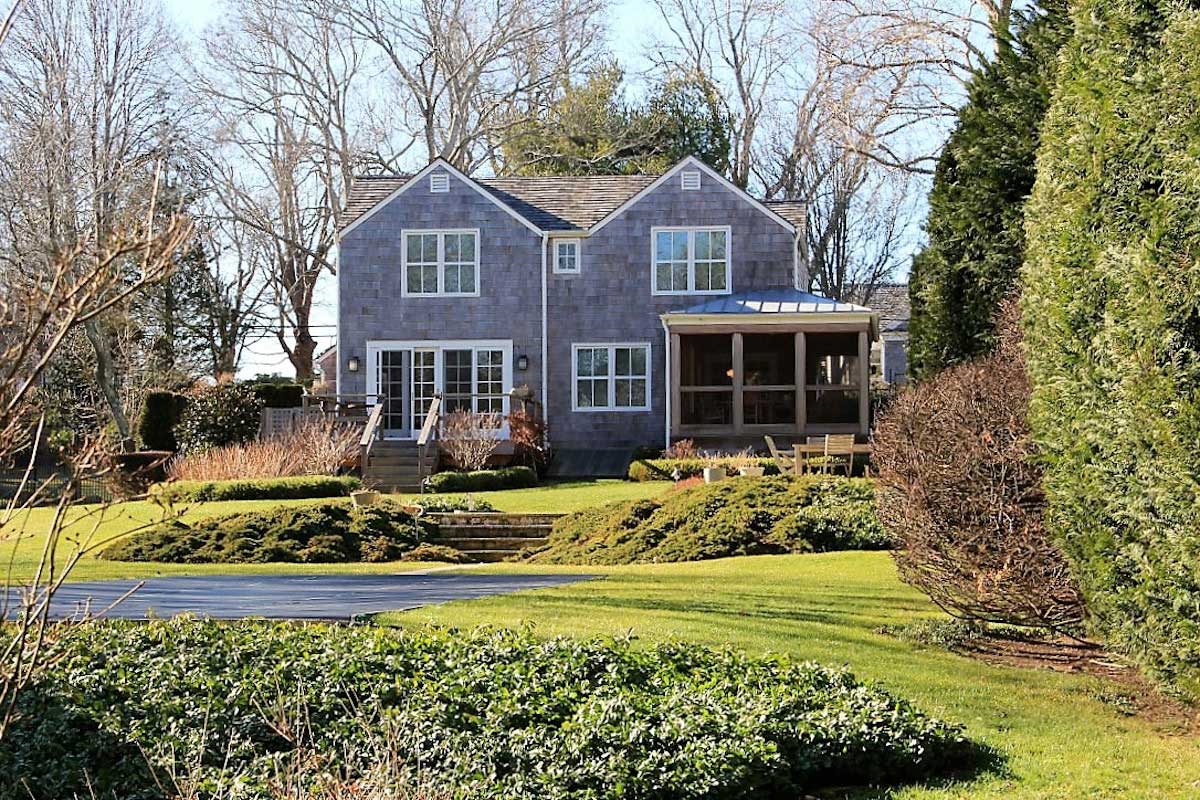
[347,356,360,373]
[516,354,530,371]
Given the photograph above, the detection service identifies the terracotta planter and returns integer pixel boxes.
[350,489,381,507]
[738,466,765,478]
[702,466,727,484]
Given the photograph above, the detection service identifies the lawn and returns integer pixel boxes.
[0,479,670,582]
[378,553,1200,800]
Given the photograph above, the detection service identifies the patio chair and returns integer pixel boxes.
[824,434,856,477]
[763,435,795,474]
[799,435,826,475]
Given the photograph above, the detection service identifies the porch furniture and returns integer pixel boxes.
[791,438,872,476]
[797,435,826,474]
[823,434,857,476]
[763,435,795,474]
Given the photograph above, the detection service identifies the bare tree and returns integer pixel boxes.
[192,219,272,381]
[329,0,608,171]
[197,0,389,382]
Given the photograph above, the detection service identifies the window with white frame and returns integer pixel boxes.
[403,230,479,296]
[652,227,730,295]
[554,239,580,274]
[573,344,650,411]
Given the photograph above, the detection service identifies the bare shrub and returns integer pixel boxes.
[664,438,699,459]
[168,418,358,481]
[872,298,1084,631]
[440,412,503,472]
[508,409,549,472]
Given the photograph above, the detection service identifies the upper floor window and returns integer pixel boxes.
[554,239,580,274]
[651,227,730,296]
[402,229,479,297]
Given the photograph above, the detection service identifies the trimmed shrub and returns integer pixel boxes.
[628,457,779,482]
[410,495,498,513]
[873,301,1084,631]
[1023,0,1200,693]
[427,466,538,493]
[154,475,361,502]
[249,381,304,408]
[401,543,470,563]
[530,475,886,565]
[101,501,430,564]
[5,622,976,799]
[175,384,264,454]
[137,390,188,451]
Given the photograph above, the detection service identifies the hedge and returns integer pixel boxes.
[249,381,304,408]
[427,466,538,493]
[154,475,361,502]
[3,622,976,799]
[1023,0,1200,696]
[101,501,431,564]
[628,457,780,482]
[137,390,188,451]
[175,384,264,453]
[529,475,888,565]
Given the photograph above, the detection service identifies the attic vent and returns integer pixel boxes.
[681,170,701,190]
[429,172,450,193]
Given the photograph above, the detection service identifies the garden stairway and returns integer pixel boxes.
[427,513,560,563]
[362,441,425,492]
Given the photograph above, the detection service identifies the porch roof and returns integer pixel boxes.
[669,288,870,316]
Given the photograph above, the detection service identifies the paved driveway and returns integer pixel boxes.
[36,573,595,621]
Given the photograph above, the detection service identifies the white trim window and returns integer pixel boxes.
[651,226,731,295]
[402,229,480,297]
[553,239,581,274]
[572,343,651,411]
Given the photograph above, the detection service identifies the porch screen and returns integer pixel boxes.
[742,334,795,426]
[679,334,732,426]
[805,332,861,425]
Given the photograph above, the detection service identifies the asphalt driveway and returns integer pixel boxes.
[36,572,595,621]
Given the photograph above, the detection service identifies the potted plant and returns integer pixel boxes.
[351,488,381,507]
[734,449,765,478]
[702,457,727,484]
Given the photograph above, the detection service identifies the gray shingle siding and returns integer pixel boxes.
[337,165,797,448]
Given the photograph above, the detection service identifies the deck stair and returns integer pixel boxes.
[363,440,425,492]
[426,512,560,563]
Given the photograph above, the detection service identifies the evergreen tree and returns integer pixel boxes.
[1023,0,1200,696]
[908,1,1070,379]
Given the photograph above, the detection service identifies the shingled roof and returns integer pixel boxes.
[339,167,806,234]
[849,283,910,333]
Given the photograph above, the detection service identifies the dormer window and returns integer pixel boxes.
[429,172,449,193]
[681,170,701,190]
[553,239,581,274]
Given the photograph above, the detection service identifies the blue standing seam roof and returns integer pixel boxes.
[671,288,872,315]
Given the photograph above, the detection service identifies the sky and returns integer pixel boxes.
[164,0,657,379]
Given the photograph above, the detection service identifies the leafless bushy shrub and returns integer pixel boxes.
[872,298,1084,631]
[440,411,503,472]
[168,418,358,481]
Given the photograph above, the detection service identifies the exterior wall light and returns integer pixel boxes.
[347,356,360,373]
[516,354,530,371]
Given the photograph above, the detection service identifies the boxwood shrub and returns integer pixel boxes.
[101,501,432,564]
[427,466,537,493]
[530,475,888,565]
[628,457,780,481]
[154,475,361,502]
[3,622,976,799]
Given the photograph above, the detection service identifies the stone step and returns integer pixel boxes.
[433,525,551,538]
[434,536,549,551]
[429,513,562,527]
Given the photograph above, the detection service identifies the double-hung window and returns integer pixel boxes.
[652,227,730,295]
[403,229,479,297]
[573,343,650,411]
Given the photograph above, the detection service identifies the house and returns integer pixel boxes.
[335,156,878,465]
[850,283,910,385]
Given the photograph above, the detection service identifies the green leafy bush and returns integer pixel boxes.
[154,475,361,502]
[3,622,976,799]
[1023,0,1200,695]
[427,466,537,493]
[411,495,498,513]
[401,543,470,563]
[531,475,887,565]
[627,457,780,481]
[137,390,188,451]
[175,384,264,453]
[101,501,431,564]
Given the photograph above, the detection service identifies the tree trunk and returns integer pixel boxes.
[83,318,133,449]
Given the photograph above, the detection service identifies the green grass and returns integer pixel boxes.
[377,554,1200,800]
[0,480,671,582]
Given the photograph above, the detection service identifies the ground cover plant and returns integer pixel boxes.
[3,621,976,799]
[529,475,887,565]
[382,554,1200,799]
[101,501,433,564]
[154,475,361,502]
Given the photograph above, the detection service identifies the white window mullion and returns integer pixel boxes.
[607,346,617,408]
[687,232,696,292]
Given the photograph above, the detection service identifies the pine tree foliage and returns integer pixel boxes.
[908,1,1071,379]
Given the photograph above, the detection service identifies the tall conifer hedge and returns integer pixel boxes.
[1023,0,1200,696]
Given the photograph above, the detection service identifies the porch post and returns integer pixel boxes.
[670,333,682,438]
[795,331,806,435]
[732,332,744,433]
[858,328,870,436]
